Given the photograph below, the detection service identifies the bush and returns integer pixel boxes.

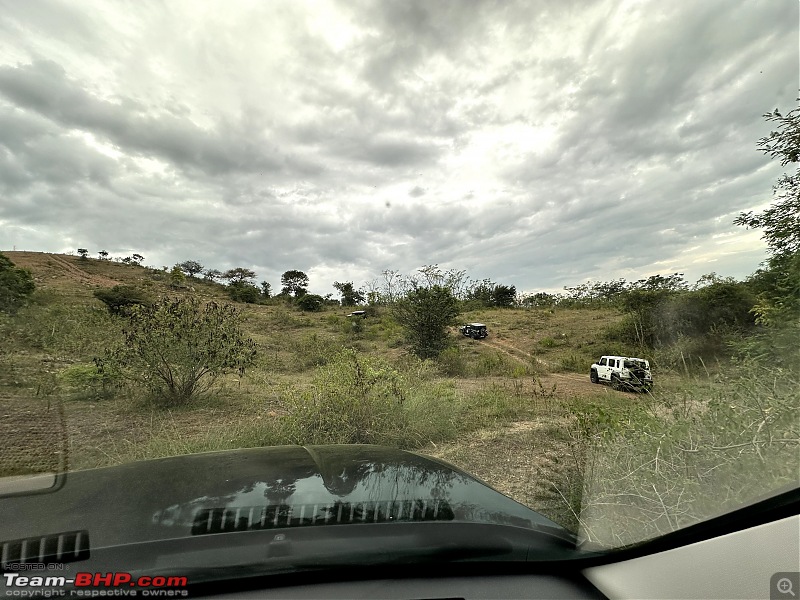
[103,296,257,406]
[282,348,409,445]
[437,346,468,376]
[291,334,340,370]
[57,362,120,400]
[393,285,460,359]
[227,282,261,304]
[297,294,324,312]
[93,285,150,315]
[0,253,35,314]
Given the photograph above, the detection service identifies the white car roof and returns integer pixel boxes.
[469,323,486,327]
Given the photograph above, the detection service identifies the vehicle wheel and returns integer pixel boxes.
[611,375,621,390]
[590,370,599,384]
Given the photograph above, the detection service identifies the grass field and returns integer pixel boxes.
[1,252,797,542]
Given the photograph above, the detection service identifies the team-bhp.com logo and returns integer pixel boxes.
[2,572,188,597]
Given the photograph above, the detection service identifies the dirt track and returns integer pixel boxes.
[6,252,121,288]
[479,336,610,392]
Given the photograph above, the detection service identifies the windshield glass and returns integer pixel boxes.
[0,0,797,580]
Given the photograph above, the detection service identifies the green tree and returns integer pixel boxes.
[131,253,144,266]
[333,281,365,306]
[169,265,186,287]
[227,281,260,303]
[260,281,272,298]
[0,252,35,314]
[93,285,151,315]
[281,270,309,297]
[104,296,257,406]
[222,267,256,284]
[179,260,204,278]
[203,269,222,282]
[393,285,460,359]
[735,105,800,325]
[467,279,495,306]
[98,250,109,260]
[297,293,324,312]
[77,248,89,259]
[492,284,517,307]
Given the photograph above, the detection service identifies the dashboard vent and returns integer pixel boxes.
[0,530,90,570]
[191,499,454,535]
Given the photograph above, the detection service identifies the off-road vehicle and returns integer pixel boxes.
[590,355,653,392]
[460,323,488,339]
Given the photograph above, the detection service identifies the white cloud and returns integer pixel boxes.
[0,0,796,296]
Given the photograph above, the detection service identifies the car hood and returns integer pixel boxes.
[0,445,574,552]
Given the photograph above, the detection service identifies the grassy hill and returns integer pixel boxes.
[2,252,796,542]
[0,252,632,522]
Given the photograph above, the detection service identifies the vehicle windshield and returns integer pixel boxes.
[0,0,797,583]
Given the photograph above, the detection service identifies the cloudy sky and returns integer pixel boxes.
[0,0,797,296]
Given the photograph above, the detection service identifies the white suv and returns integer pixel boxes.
[590,355,653,392]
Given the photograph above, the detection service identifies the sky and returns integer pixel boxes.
[0,0,797,297]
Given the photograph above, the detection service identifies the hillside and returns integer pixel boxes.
[0,252,649,531]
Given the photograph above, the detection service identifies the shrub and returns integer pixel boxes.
[0,253,35,314]
[291,334,340,370]
[103,296,257,406]
[393,285,460,359]
[283,348,408,445]
[57,362,120,400]
[297,294,324,312]
[227,282,261,304]
[437,346,468,376]
[93,285,150,315]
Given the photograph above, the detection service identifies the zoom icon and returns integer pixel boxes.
[772,572,800,600]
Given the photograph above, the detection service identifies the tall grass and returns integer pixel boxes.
[561,358,799,548]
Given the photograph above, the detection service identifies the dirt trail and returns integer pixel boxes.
[481,336,589,384]
[44,254,120,287]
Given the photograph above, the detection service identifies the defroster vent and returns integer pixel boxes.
[0,530,90,570]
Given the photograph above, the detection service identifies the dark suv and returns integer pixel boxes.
[460,323,488,339]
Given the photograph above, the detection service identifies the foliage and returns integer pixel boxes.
[77,248,89,259]
[222,267,256,284]
[203,269,222,282]
[169,265,186,287]
[333,281,365,306]
[283,348,408,445]
[178,260,204,278]
[0,253,35,314]
[58,362,120,401]
[492,284,517,307]
[611,277,756,350]
[465,280,516,307]
[393,284,460,359]
[280,270,309,297]
[227,281,261,303]
[282,348,533,449]
[103,296,257,406]
[93,285,151,315]
[260,281,272,298]
[734,105,800,325]
[569,357,799,548]
[98,250,109,260]
[297,293,324,312]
